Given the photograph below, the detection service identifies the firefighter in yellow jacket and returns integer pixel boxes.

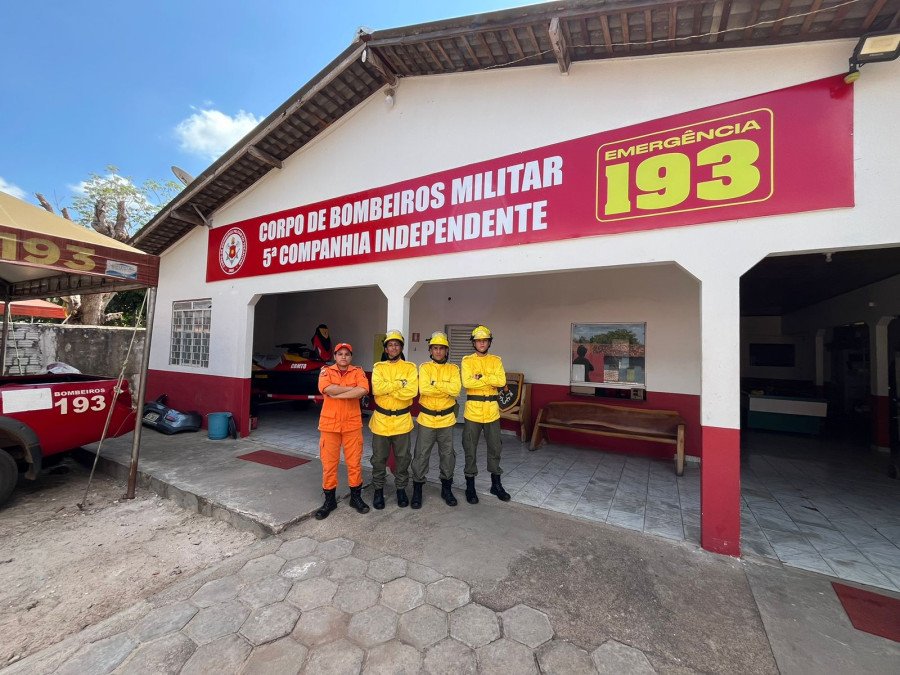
[369,329,418,509]
[410,331,461,509]
[461,325,511,503]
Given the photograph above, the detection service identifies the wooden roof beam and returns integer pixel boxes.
[862,0,888,30]
[600,14,614,53]
[170,209,206,228]
[247,145,283,170]
[715,0,734,42]
[549,17,572,73]
[361,47,399,87]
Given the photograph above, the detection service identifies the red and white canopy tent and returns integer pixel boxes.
[0,191,160,497]
[0,299,67,320]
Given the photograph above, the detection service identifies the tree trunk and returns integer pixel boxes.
[71,293,113,325]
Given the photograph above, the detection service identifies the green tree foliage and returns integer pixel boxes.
[70,166,180,240]
[37,167,179,325]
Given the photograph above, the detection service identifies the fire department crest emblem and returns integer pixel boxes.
[219,227,247,275]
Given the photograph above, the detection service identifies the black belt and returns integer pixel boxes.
[418,404,456,416]
[467,395,498,402]
[374,404,412,416]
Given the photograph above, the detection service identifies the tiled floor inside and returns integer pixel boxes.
[249,405,900,591]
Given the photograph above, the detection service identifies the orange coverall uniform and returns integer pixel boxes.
[317,363,370,490]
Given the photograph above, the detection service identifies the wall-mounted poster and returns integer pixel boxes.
[571,323,646,390]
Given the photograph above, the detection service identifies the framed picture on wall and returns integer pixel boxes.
[570,323,646,390]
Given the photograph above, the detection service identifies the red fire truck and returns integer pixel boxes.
[0,373,135,505]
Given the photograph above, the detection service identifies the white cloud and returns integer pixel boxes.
[0,177,27,200]
[175,108,261,160]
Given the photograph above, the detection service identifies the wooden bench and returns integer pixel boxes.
[530,401,687,476]
[498,371,531,442]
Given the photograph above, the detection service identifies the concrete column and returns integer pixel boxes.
[814,328,826,393]
[379,280,422,339]
[697,271,743,557]
[871,316,892,451]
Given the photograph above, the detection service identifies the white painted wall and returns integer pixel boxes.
[741,316,815,381]
[409,265,699,393]
[253,287,386,367]
[149,39,900,429]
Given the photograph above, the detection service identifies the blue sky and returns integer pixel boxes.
[0,1,538,212]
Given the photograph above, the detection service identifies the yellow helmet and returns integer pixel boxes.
[471,325,493,341]
[427,331,450,348]
[383,329,405,346]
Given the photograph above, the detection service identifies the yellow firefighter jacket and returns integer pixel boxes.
[461,353,506,423]
[417,360,461,429]
[369,358,418,435]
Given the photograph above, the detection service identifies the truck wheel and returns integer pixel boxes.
[0,450,18,506]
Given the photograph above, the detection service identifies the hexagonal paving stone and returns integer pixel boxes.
[56,633,137,675]
[381,577,426,613]
[191,574,244,608]
[240,637,308,675]
[278,537,318,559]
[347,605,399,648]
[327,555,369,581]
[500,603,553,648]
[131,601,198,641]
[240,554,286,582]
[238,574,293,609]
[332,578,382,614]
[537,639,595,674]
[281,555,328,581]
[184,599,250,645]
[292,606,350,647]
[181,634,252,675]
[449,603,500,649]
[426,577,470,612]
[406,562,443,584]
[305,638,364,675]
[366,555,408,583]
[398,604,448,650]
[316,537,356,560]
[363,639,423,674]
[240,602,301,646]
[424,638,477,675]
[286,576,337,611]
[476,638,538,675]
[591,639,656,674]
[120,632,195,673]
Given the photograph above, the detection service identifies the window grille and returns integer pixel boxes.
[170,299,212,367]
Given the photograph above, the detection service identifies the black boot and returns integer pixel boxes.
[373,488,385,510]
[411,482,424,509]
[490,473,511,501]
[397,488,409,508]
[349,485,370,514]
[314,488,337,520]
[440,479,458,507]
[465,476,479,504]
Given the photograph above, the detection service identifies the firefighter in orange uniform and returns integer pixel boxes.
[315,342,370,519]
[369,329,418,509]
[461,325,511,504]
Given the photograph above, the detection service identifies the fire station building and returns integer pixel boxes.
[133,0,900,567]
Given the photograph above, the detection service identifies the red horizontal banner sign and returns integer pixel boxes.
[1,226,160,287]
[207,76,853,282]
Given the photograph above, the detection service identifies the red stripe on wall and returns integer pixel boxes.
[700,425,741,557]
[871,395,890,449]
[520,384,701,458]
[147,370,252,437]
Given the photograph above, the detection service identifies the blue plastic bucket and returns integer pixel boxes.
[207,412,232,440]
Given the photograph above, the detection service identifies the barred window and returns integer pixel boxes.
[170,299,211,367]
